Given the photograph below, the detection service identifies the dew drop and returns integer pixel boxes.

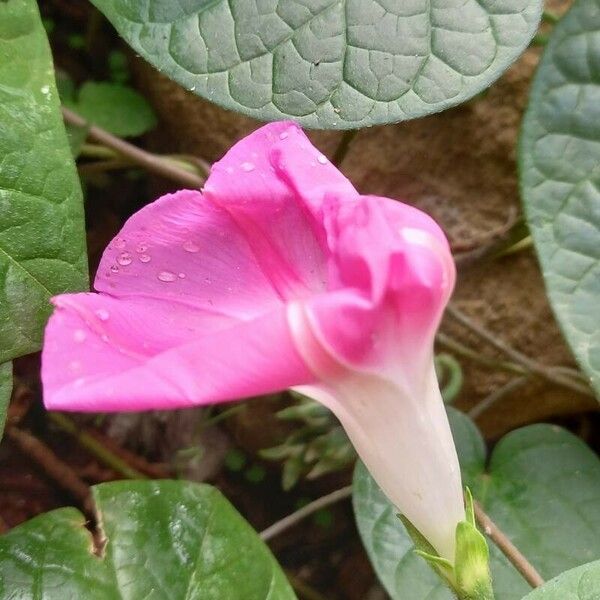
[114,237,126,249]
[96,309,110,321]
[73,329,86,343]
[41,85,50,94]
[117,252,132,266]
[178,272,186,279]
[136,243,148,253]
[158,270,177,282]
[241,162,255,172]
[183,240,200,253]
[110,265,119,274]
[317,154,328,165]
[139,254,151,263]
[279,131,289,140]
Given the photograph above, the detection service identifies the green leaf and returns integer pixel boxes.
[64,81,157,137]
[90,0,543,129]
[0,362,12,441]
[522,560,600,599]
[353,408,600,600]
[0,0,88,361]
[519,0,600,396]
[0,480,296,599]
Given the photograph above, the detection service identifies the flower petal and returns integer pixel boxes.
[296,368,464,562]
[43,293,314,412]
[204,122,358,298]
[95,189,282,320]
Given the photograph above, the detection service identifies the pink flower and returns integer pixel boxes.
[42,122,463,560]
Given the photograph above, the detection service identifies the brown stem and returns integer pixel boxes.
[332,130,358,167]
[62,107,206,189]
[473,500,545,588]
[6,426,92,513]
[468,376,530,420]
[446,304,593,397]
[260,485,352,542]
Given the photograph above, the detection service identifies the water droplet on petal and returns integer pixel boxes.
[183,240,200,253]
[114,237,126,249]
[241,162,255,172]
[136,243,148,253]
[117,252,132,266]
[73,329,86,343]
[96,309,110,321]
[279,131,289,140]
[158,270,177,282]
[178,272,186,279]
[69,360,82,372]
[110,265,119,274]
[139,254,151,263]
[317,154,328,165]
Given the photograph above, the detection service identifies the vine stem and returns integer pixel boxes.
[5,426,93,513]
[445,304,593,397]
[48,413,148,480]
[259,486,545,592]
[62,107,207,189]
[472,500,544,589]
[332,130,358,167]
[259,485,352,542]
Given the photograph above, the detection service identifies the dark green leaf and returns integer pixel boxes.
[522,560,600,599]
[0,362,12,441]
[353,408,600,600]
[0,480,296,599]
[519,0,600,395]
[0,0,88,361]
[64,81,157,137]
[90,0,543,129]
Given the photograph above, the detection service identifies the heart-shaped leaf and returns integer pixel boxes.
[519,0,600,396]
[522,560,600,599]
[90,0,543,129]
[0,0,88,361]
[0,480,296,599]
[0,362,12,441]
[353,408,600,599]
[63,81,157,137]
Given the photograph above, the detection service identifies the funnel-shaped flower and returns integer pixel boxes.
[42,122,463,560]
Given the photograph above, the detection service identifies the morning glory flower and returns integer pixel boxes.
[42,122,464,561]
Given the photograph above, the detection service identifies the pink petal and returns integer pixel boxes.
[301,195,455,372]
[204,122,358,299]
[43,293,313,412]
[95,189,282,320]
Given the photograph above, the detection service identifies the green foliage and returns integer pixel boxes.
[0,0,88,361]
[261,394,356,489]
[0,362,12,441]
[522,560,600,599]
[519,0,600,396]
[63,81,157,137]
[90,0,543,129]
[353,408,600,599]
[0,480,296,599]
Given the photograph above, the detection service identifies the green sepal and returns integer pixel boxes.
[399,514,457,589]
[454,490,494,600]
[399,489,495,600]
